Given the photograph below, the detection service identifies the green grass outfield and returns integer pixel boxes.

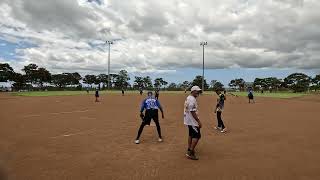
[230,92,308,98]
[11,90,310,98]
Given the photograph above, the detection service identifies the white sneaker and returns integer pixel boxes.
[214,127,222,130]
[135,140,140,144]
[158,138,163,142]
[220,129,227,133]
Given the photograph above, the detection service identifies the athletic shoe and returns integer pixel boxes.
[214,127,222,130]
[220,129,227,133]
[186,151,199,160]
[135,140,140,144]
[158,138,163,142]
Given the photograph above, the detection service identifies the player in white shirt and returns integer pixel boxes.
[184,86,202,160]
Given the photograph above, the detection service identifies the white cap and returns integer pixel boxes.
[191,86,202,92]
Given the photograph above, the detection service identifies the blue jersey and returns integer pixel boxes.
[140,97,162,112]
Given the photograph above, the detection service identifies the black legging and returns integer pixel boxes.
[136,120,162,140]
[217,111,225,129]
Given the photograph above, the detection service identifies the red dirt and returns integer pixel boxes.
[0,93,320,180]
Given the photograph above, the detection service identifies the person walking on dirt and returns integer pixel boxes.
[184,86,202,160]
[135,91,164,144]
[248,88,255,103]
[214,90,227,133]
[95,88,99,102]
[139,87,143,96]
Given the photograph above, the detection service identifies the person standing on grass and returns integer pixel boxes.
[248,88,255,103]
[135,91,164,144]
[184,86,202,160]
[122,88,125,96]
[86,87,89,94]
[214,90,227,133]
[95,88,99,102]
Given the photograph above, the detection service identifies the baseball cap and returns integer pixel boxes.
[191,86,202,92]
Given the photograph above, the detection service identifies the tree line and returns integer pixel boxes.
[0,63,319,92]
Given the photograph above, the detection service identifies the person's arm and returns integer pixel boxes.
[156,100,164,118]
[140,100,146,118]
[191,111,202,128]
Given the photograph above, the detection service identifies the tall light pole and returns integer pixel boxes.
[106,40,113,89]
[200,41,207,92]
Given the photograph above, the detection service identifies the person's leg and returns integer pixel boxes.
[217,111,225,130]
[188,136,192,151]
[190,138,199,151]
[136,121,147,140]
[216,111,221,128]
[154,119,162,139]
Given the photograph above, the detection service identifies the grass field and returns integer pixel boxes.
[231,91,308,98]
[10,90,309,98]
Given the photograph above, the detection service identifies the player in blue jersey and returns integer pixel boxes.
[135,91,165,144]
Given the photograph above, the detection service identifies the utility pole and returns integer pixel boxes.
[200,41,207,92]
[106,40,113,89]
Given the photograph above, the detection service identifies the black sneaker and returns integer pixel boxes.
[186,150,199,160]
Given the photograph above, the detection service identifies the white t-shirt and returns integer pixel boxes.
[184,95,199,127]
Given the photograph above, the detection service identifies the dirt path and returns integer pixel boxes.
[0,93,320,180]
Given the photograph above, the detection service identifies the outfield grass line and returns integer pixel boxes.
[230,92,308,98]
[11,90,312,98]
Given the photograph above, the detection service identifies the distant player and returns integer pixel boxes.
[184,86,202,160]
[122,88,125,96]
[155,88,160,100]
[248,88,255,103]
[139,87,143,96]
[214,90,227,133]
[86,87,89,94]
[135,91,164,144]
[95,88,99,102]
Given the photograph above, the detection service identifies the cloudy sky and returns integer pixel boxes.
[0,0,319,85]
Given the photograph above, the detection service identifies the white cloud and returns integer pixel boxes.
[0,0,319,75]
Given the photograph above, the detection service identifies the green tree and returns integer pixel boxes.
[36,67,51,88]
[210,80,217,89]
[167,83,178,91]
[143,76,153,90]
[212,81,224,91]
[311,74,320,91]
[71,72,82,85]
[12,73,28,90]
[115,70,130,89]
[284,73,311,92]
[22,64,51,89]
[229,78,245,91]
[134,76,144,89]
[192,75,209,90]
[83,75,97,88]
[97,74,108,89]
[0,63,15,82]
[154,78,163,88]
[180,81,191,90]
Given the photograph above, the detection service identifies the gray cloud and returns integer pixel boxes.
[0,0,319,75]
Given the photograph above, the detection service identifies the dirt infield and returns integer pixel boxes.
[1,93,320,180]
